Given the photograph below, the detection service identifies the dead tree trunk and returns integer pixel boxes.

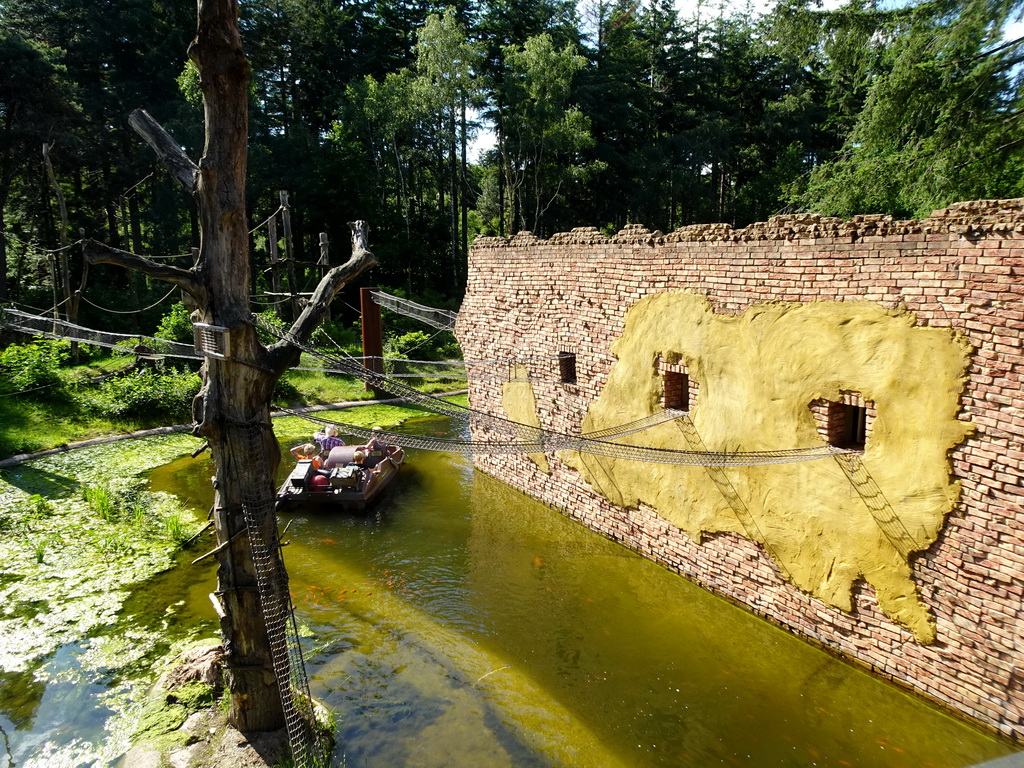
[83,0,376,734]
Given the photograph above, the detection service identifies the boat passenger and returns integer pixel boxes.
[352,448,380,474]
[315,426,345,455]
[365,426,387,454]
[290,442,322,470]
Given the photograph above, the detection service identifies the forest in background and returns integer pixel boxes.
[1,0,1023,326]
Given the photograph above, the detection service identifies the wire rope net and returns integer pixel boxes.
[238,421,329,768]
[259,318,852,467]
[370,290,458,330]
[2,307,200,359]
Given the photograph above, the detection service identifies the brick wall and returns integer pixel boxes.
[455,200,1024,741]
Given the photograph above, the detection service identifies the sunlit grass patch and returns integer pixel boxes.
[275,369,373,407]
[272,397,464,445]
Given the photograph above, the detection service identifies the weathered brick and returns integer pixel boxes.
[458,198,1024,744]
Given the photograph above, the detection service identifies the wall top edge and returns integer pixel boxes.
[471,198,1024,249]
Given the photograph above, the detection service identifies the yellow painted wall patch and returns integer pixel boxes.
[550,292,974,643]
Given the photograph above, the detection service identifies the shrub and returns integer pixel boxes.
[155,302,196,345]
[316,317,361,354]
[273,376,302,405]
[77,368,200,421]
[383,330,431,361]
[0,339,70,396]
[253,309,288,346]
[111,339,139,358]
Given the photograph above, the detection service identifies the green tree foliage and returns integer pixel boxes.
[0,30,80,301]
[411,8,483,290]
[1,0,195,317]
[154,301,196,345]
[3,0,1023,319]
[344,8,483,294]
[776,0,1024,217]
[499,33,598,235]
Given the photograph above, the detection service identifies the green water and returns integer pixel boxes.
[0,417,1016,767]
[149,416,1015,768]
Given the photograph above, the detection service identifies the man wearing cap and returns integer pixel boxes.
[315,426,345,455]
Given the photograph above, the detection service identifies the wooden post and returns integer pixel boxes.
[280,191,299,320]
[360,286,383,394]
[268,214,282,317]
[319,233,330,321]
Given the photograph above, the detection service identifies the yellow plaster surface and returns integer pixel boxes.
[559,292,973,643]
[502,364,551,473]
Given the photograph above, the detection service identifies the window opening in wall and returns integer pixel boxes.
[663,370,690,411]
[810,394,872,451]
[835,403,868,449]
[558,352,577,384]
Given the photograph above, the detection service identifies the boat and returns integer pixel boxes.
[276,441,405,511]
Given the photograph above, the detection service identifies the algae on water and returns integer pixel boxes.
[0,433,213,768]
[0,433,205,674]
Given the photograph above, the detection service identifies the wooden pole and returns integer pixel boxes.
[268,214,282,317]
[360,286,383,394]
[319,233,330,321]
[280,191,299,320]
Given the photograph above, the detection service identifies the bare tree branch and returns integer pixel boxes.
[266,220,377,371]
[84,240,206,303]
[128,108,199,193]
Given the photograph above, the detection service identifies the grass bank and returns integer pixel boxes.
[0,350,463,460]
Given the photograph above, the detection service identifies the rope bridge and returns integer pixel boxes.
[0,304,857,465]
[260,319,852,468]
[369,290,458,330]
[2,307,201,359]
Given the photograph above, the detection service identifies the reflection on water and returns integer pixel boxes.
[0,551,218,768]
[3,414,1012,768]
[225,415,1014,768]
